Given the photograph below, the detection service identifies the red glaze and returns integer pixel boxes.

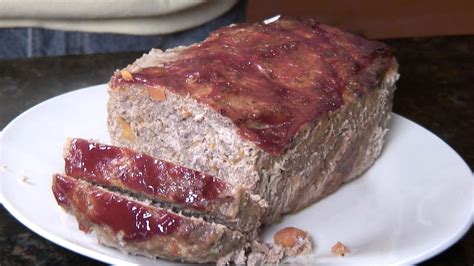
[52,174,180,241]
[65,138,229,211]
[52,173,75,206]
[111,18,394,155]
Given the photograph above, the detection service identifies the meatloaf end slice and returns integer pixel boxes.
[107,17,399,223]
[52,173,245,263]
[63,138,265,232]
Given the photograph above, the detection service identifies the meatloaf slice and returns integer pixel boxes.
[52,174,245,263]
[63,138,265,232]
[107,17,399,223]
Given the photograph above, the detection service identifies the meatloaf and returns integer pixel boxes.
[52,173,245,263]
[107,17,398,225]
[63,138,265,232]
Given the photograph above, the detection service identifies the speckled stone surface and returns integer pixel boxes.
[0,36,473,265]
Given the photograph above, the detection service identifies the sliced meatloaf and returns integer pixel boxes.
[52,174,245,263]
[63,138,265,232]
[107,17,399,224]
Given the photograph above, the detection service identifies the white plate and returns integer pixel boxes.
[0,84,472,265]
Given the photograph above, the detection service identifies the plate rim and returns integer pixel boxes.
[0,84,139,265]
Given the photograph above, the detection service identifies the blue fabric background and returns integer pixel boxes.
[0,0,245,59]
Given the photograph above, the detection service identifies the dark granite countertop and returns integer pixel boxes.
[0,36,473,265]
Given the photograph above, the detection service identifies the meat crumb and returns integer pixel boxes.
[19,175,34,185]
[1,166,33,185]
[273,227,312,256]
[274,227,307,248]
[332,241,350,256]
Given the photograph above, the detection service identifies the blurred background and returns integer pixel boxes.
[247,0,474,38]
[1,0,473,59]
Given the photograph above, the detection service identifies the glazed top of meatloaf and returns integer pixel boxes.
[110,17,395,155]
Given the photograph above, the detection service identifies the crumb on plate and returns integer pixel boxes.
[332,241,350,256]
